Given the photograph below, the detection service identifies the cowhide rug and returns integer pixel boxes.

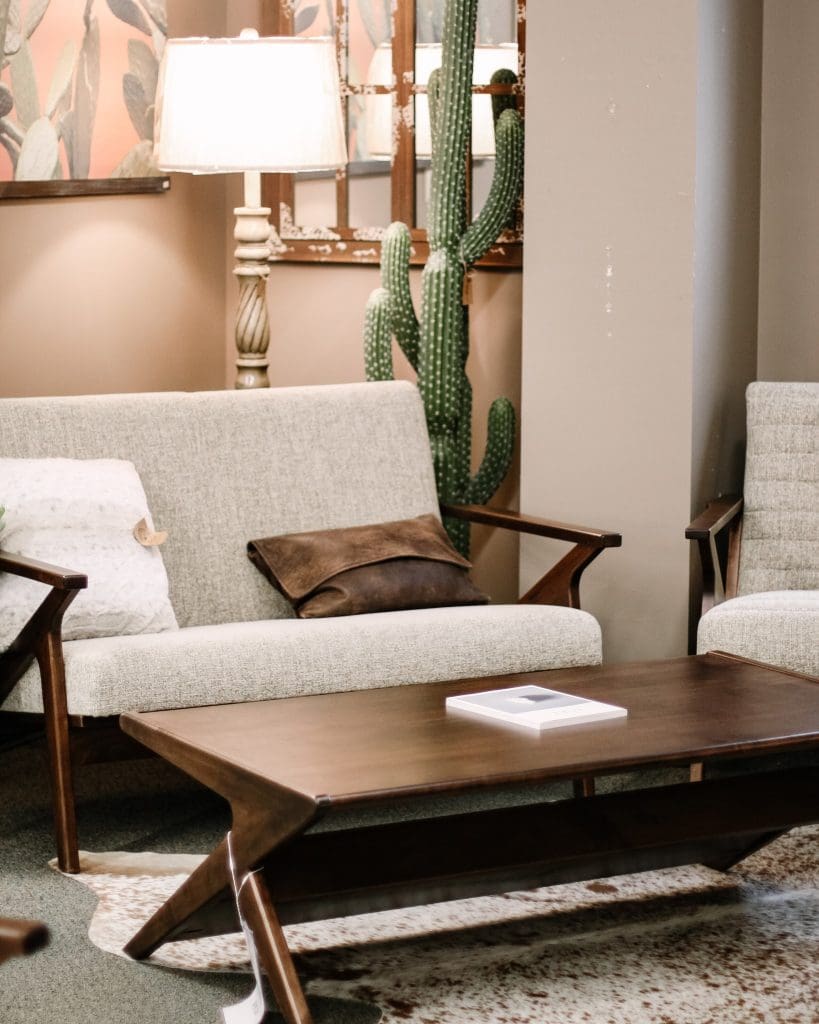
[54,826,819,1024]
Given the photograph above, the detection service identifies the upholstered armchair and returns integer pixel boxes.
[687,381,818,677]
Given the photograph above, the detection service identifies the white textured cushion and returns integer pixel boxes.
[1,603,602,717]
[697,590,819,677]
[0,458,177,651]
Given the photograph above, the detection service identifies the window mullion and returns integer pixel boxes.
[335,0,350,228]
[391,0,416,225]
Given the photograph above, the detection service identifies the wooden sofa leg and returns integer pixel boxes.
[37,633,80,874]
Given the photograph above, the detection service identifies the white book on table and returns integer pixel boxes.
[445,684,627,732]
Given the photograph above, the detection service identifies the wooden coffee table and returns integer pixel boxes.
[121,653,819,1024]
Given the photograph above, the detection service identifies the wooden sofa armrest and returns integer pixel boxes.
[685,495,743,622]
[0,551,87,872]
[0,549,87,702]
[0,550,88,590]
[440,503,622,610]
[0,917,49,965]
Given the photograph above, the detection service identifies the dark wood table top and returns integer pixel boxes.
[120,653,819,810]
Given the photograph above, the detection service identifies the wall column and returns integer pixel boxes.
[521,0,761,661]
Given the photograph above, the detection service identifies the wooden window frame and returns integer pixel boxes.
[261,0,524,267]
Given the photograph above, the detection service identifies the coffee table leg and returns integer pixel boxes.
[125,799,316,961]
[238,870,314,1024]
[125,837,233,959]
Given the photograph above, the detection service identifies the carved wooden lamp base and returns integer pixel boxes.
[233,199,272,390]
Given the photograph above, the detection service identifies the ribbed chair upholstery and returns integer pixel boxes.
[688,381,818,677]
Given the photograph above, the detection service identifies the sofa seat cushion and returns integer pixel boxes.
[697,590,819,677]
[2,604,602,718]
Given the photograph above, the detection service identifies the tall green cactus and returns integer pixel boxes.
[364,0,524,555]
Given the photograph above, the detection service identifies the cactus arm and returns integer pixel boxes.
[491,67,518,122]
[460,107,524,267]
[381,221,420,370]
[466,396,516,505]
[363,288,395,382]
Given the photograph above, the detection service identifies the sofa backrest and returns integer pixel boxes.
[738,381,819,595]
[0,382,440,627]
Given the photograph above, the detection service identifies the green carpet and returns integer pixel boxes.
[0,734,380,1024]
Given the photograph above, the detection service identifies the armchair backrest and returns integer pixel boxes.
[738,381,819,595]
[0,382,440,628]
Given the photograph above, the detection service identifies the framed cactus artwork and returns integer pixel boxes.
[261,0,524,267]
[0,0,168,199]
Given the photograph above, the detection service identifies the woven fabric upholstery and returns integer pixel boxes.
[697,590,819,678]
[2,604,602,717]
[738,381,819,595]
[0,383,439,628]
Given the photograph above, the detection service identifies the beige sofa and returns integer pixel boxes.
[0,382,620,871]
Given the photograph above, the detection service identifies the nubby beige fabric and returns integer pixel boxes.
[738,381,819,595]
[2,604,602,717]
[697,590,819,677]
[0,383,604,719]
[697,381,819,676]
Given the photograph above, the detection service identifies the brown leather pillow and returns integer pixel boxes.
[248,514,488,618]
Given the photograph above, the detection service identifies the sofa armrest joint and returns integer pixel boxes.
[685,496,743,542]
[440,503,621,609]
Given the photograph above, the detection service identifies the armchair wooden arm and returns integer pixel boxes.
[441,503,622,609]
[0,549,87,874]
[685,495,743,623]
[0,917,49,966]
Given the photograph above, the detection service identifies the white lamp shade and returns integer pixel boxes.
[365,43,517,158]
[155,35,347,173]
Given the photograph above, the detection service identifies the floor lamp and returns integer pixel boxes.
[154,30,347,388]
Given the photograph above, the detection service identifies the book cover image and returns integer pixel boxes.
[445,685,627,732]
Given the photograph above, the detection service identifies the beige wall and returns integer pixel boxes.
[758,0,819,382]
[692,0,762,512]
[0,1,228,399]
[520,0,762,663]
